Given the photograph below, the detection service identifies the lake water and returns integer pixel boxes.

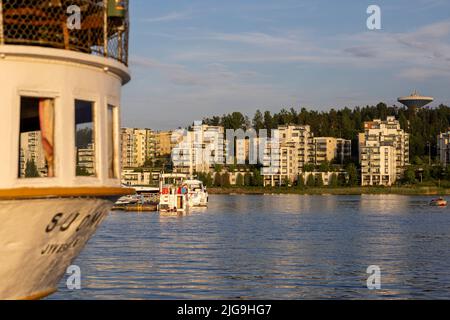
[52,194,450,299]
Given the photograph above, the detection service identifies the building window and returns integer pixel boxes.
[75,100,96,177]
[107,105,118,179]
[19,97,55,179]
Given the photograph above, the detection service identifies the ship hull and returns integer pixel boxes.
[0,197,114,300]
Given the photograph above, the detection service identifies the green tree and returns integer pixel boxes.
[403,167,416,184]
[412,156,423,165]
[296,174,305,189]
[252,110,264,131]
[346,163,358,186]
[25,159,40,178]
[315,174,324,187]
[329,173,338,187]
[423,166,431,181]
[318,161,330,173]
[222,112,246,130]
[445,166,450,180]
[306,174,315,187]
[201,102,450,163]
[197,172,206,184]
[263,111,275,132]
[213,173,222,187]
[221,172,231,187]
[205,172,213,187]
[338,173,347,186]
[244,173,252,186]
[236,173,244,186]
[251,169,263,186]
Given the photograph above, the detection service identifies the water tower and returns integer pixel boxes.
[398,90,434,113]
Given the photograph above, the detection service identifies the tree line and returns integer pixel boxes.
[202,102,450,163]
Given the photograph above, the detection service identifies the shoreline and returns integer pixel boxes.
[207,186,450,196]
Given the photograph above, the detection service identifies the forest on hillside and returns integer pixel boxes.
[202,102,450,163]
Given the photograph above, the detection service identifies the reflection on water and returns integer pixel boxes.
[52,195,450,299]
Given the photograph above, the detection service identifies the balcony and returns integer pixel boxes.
[0,0,129,65]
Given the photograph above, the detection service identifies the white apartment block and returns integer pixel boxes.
[262,125,315,186]
[437,130,450,166]
[172,123,225,176]
[314,137,352,165]
[121,128,156,168]
[121,169,161,187]
[359,116,409,186]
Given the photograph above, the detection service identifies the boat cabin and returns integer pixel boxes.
[0,0,130,192]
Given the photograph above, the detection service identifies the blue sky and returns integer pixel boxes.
[123,0,450,129]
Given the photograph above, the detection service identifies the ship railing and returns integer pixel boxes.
[0,0,129,66]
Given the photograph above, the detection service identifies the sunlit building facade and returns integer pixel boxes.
[359,117,409,186]
[172,123,225,175]
[262,125,315,186]
[120,128,156,168]
[314,137,352,165]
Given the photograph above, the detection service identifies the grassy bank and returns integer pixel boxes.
[207,186,450,195]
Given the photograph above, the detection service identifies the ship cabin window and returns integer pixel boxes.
[18,97,55,179]
[107,104,118,179]
[75,100,96,177]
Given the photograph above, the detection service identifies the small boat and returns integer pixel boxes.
[159,185,189,213]
[184,179,209,208]
[429,197,447,207]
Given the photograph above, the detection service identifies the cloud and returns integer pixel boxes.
[160,19,450,74]
[397,67,450,81]
[130,56,261,87]
[140,11,191,23]
[124,15,450,128]
[205,32,299,47]
[343,46,378,58]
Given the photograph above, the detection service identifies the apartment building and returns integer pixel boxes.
[172,123,225,176]
[437,130,450,166]
[314,137,352,165]
[120,128,156,168]
[262,125,315,186]
[121,168,161,187]
[19,131,47,177]
[359,116,409,186]
[76,143,95,176]
[155,131,175,156]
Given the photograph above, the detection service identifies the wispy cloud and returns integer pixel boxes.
[162,20,450,81]
[140,11,191,23]
[130,56,260,87]
[206,32,299,47]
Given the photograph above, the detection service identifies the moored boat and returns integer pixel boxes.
[429,197,447,207]
[184,179,209,208]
